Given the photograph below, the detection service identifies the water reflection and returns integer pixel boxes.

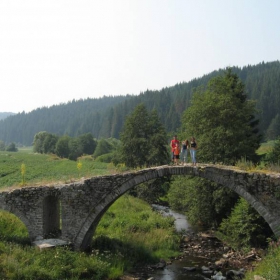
[152,204,193,232]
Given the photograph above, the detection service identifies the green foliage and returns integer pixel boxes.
[217,198,272,250]
[244,241,280,280]
[0,211,29,244]
[119,104,169,168]
[181,68,261,164]
[235,157,256,171]
[94,195,180,262]
[33,131,50,153]
[167,176,238,229]
[0,140,5,151]
[94,139,113,158]
[95,153,114,163]
[55,135,70,158]
[5,142,18,152]
[33,131,97,161]
[265,136,280,164]
[43,133,59,154]
[78,133,97,155]
[0,244,110,279]
[256,140,275,156]
[129,176,171,204]
[68,137,83,160]
[266,113,280,141]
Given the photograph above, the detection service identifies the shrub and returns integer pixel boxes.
[217,198,273,251]
[244,240,280,280]
[95,153,114,163]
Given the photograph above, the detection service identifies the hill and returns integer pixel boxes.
[0,112,15,121]
[0,61,279,146]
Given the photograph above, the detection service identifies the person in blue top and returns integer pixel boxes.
[190,136,198,166]
[180,139,189,165]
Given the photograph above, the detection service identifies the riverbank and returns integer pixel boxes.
[120,230,264,280]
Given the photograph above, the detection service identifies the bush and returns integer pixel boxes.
[95,153,114,163]
[265,137,280,164]
[217,198,273,251]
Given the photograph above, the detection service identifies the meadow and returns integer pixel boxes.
[0,147,117,189]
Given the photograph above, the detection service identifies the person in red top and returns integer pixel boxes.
[173,142,180,165]
[170,135,180,164]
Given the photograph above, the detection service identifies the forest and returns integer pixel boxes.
[0,60,280,146]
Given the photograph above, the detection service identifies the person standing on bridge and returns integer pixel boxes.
[170,135,180,164]
[190,136,197,166]
[173,142,180,165]
[180,139,189,165]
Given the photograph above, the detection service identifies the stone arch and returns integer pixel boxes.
[74,165,280,251]
[0,204,33,241]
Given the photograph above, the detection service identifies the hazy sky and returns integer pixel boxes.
[0,0,279,113]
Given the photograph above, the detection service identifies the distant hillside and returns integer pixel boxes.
[0,112,15,120]
[0,61,279,146]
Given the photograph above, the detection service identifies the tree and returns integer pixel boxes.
[119,104,169,168]
[265,137,280,164]
[266,114,280,141]
[93,139,112,158]
[55,136,70,158]
[78,133,97,155]
[43,133,59,154]
[6,142,18,152]
[218,198,272,249]
[181,68,261,165]
[68,138,83,160]
[33,131,58,154]
[0,140,5,151]
[33,131,49,153]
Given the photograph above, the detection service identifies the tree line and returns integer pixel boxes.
[0,61,280,146]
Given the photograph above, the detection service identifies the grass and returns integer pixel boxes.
[244,240,280,280]
[0,148,117,189]
[256,140,275,156]
[95,195,180,261]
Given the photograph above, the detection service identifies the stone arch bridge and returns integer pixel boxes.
[0,164,280,251]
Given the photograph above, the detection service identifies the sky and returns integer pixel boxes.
[0,0,279,113]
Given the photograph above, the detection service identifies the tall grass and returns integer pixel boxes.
[244,240,280,280]
[95,195,180,261]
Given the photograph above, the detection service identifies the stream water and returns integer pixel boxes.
[150,204,225,280]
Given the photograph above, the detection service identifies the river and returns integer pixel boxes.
[150,204,229,280]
